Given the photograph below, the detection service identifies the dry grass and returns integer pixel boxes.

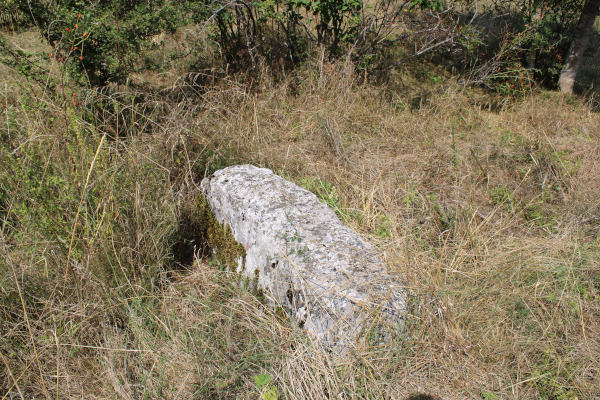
[1,27,599,400]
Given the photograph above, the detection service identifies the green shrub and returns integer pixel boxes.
[17,0,203,85]
[0,0,25,30]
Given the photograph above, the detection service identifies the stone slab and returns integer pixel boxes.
[200,164,405,351]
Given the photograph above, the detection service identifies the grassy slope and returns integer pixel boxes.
[0,27,599,400]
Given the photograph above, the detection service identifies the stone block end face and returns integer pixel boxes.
[193,194,246,272]
[201,164,406,352]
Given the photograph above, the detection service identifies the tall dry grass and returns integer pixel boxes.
[1,38,599,400]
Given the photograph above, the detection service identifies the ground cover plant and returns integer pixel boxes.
[1,1,600,399]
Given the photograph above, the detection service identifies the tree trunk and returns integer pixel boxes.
[527,7,543,70]
[558,0,600,94]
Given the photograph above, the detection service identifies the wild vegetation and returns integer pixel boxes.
[1,0,599,399]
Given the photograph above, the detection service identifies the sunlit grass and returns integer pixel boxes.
[1,25,599,399]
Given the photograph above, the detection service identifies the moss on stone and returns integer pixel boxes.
[275,306,289,320]
[255,288,266,304]
[194,194,287,319]
[252,268,267,303]
[194,194,246,272]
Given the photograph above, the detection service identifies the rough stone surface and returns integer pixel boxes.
[200,164,405,351]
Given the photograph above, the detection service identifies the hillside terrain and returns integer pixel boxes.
[1,10,600,399]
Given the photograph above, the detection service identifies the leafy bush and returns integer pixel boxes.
[0,0,25,30]
[17,0,203,85]
[208,0,365,69]
[292,0,363,53]
[474,0,587,89]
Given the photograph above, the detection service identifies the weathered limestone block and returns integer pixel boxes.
[200,164,405,351]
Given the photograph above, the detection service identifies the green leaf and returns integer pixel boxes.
[254,374,271,387]
[482,392,499,400]
[213,381,228,389]
[262,387,278,400]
